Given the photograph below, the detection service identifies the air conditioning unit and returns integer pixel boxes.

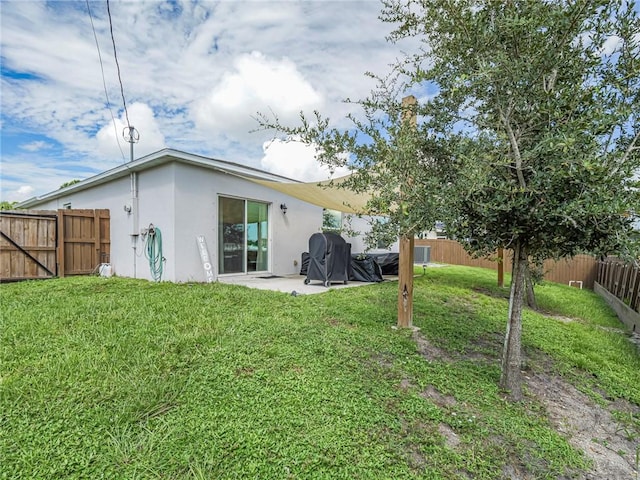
[414,245,431,264]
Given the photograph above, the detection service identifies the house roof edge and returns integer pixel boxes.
[17,148,300,208]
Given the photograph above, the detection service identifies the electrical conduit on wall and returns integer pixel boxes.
[130,171,139,278]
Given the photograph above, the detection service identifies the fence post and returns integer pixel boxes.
[605,261,614,291]
[614,263,623,297]
[634,275,640,313]
[57,210,65,278]
[94,210,101,269]
[599,261,605,284]
[629,266,639,311]
[620,264,629,301]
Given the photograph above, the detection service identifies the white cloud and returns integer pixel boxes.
[20,140,53,152]
[0,155,86,202]
[0,181,35,202]
[260,137,349,182]
[600,35,622,55]
[16,186,34,197]
[576,32,624,57]
[193,51,323,140]
[0,1,412,197]
[96,102,166,161]
[1,184,35,203]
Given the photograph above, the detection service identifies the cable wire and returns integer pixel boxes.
[106,0,131,129]
[86,0,126,162]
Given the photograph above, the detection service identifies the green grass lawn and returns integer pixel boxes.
[1,266,638,479]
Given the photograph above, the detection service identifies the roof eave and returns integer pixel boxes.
[16,148,300,208]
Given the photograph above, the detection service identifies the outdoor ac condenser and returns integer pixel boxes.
[414,245,431,265]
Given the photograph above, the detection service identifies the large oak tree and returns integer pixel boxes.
[383,0,639,399]
[260,0,639,400]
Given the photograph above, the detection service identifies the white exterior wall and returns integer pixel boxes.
[172,163,323,282]
[25,159,348,282]
[31,164,177,281]
[341,215,400,254]
[172,163,215,282]
[135,163,177,281]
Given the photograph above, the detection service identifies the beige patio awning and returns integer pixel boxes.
[249,175,373,214]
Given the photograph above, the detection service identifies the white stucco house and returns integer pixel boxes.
[18,149,397,282]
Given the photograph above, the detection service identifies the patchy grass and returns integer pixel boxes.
[1,266,638,479]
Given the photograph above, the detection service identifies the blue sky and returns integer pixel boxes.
[1,0,414,202]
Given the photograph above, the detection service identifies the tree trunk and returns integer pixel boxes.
[525,265,538,310]
[500,241,527,401]
[497,248,504,288]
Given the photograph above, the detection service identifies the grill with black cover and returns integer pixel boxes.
[304,232,351,287]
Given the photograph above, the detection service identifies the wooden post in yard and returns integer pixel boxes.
[397,95,417,328]
[398,235,415,327]
[498,248,504,288]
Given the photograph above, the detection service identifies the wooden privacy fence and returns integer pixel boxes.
[0,211,57,281]
[416,239,598,288]
[0,209,110,281]
[596,258,640,314]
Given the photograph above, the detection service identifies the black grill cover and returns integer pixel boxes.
[305,232,351,286]
[369,253,400,275]
[300,252,310,275]
[349,255,383,282]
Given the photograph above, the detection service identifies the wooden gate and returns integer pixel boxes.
[0,209,110,281]
[0,211,58,280]
[58,209,110,277]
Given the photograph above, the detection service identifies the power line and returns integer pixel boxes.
[85,0,126,162]
[106,0,131,130]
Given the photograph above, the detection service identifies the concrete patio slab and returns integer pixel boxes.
[217,273,398,295]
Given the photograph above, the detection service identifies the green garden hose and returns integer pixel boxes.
[145,225,163,281]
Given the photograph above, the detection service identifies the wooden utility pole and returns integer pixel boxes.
[397,95,417,328]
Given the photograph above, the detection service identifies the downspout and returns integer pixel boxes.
[131,170,139,278]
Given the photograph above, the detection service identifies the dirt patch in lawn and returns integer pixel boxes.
[412,327,640,479]
[526,371,639,479]
[472,286,510,300]
[412,327,453,362]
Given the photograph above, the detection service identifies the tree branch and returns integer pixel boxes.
[500,106,527,189]
[620,130,640,165]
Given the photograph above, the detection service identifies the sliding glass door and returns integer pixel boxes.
[218,197,269,274]
[247,201,268,272]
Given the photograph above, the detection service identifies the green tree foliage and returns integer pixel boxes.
[382,0,639,399]
[0,201,18,211]
[322,209,342,232]
[260,0,639,400]
[258,91,445,249]
[59,179,81,189]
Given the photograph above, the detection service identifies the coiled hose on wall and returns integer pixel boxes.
[145,224,163,281]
